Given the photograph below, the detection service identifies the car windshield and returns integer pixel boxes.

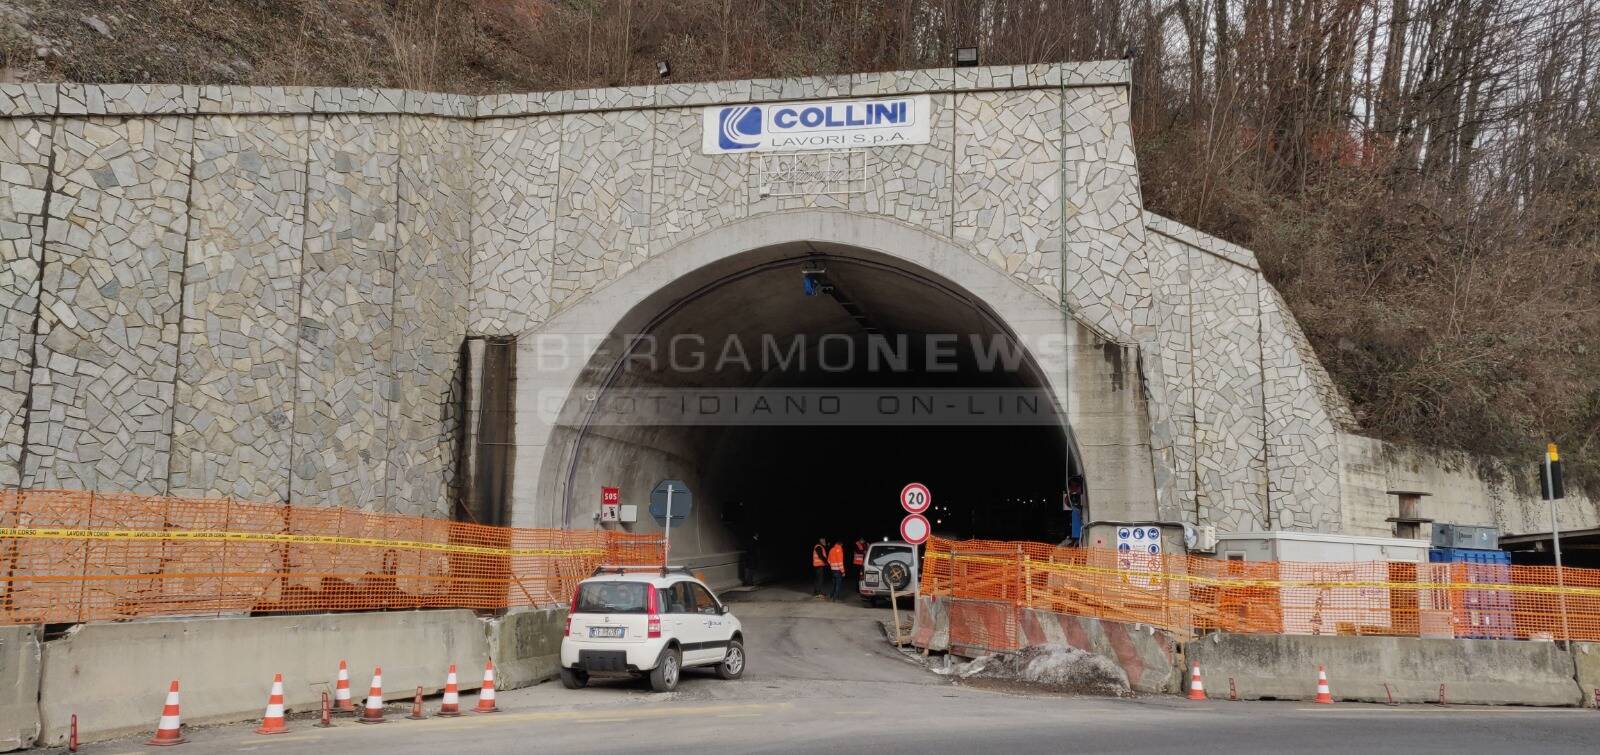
[575,581,650,614]
[867,545,912,565]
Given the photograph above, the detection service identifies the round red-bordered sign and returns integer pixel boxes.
[900,482,931,514]
[900,513,931,545]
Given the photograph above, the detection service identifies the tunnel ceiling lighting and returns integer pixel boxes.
[955,47,979,67]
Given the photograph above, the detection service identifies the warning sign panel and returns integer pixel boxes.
[1116,525,1163,589]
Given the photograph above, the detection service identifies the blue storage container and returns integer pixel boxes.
[1428,547,1510,566]
[1428,548,1513,639]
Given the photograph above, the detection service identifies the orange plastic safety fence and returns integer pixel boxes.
[0,489,663,624]
[919,536,1600,649]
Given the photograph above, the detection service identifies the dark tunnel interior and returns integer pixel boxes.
[558,243,1078,584]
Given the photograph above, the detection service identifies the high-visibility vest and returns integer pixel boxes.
[852,541,866,566]
[828,544,845,573]
[812,545,826,567]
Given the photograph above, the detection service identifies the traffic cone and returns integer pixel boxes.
[255,673,289,735]
[437,664,462,717]
[146,680,188,746]
[334,660,356,714]
[406,686,427,720]
[359,666,388,724]
[1314,664,1334,704]
[1187,662,1207,700]
[473,660,499,713]
[314,691,335,728]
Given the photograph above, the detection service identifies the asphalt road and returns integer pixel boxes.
[68,586,1599,754]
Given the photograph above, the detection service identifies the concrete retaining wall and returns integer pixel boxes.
[915,600,1588,706]
[1188,632,1584,706]
[1018,610,1182,694]
[0,627,39,751]
[38,610,490,746]
[489,607,567,691]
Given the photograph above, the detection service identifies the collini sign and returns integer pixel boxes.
[702,95,933,154]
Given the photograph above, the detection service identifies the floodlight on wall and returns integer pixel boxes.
[954,47,979,67]
[657,60,672,78]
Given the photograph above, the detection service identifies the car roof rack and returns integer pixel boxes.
[590,564,696,578]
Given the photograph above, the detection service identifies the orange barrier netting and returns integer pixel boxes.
[919,537,1600,650]
[0,489,663,624]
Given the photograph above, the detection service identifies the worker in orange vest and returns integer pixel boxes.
[812,537,829,598]
[852,538,867,578]
[827,540,846,601]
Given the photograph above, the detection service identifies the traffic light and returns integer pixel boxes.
[1066,475,1085,508]
[1541,443,1565,501]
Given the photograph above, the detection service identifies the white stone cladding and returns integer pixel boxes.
[0,64,1363,531]
[0,113,51,488]
[1145,213,1352,533]
[171,114,307,501]
[27,116,192,493]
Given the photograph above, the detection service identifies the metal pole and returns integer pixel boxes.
[663,484,674,564]
[1546,454,1571,643]
[912,544,920,598]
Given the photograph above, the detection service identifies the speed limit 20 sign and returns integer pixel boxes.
[900,482,931,514]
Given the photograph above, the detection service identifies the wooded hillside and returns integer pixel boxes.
[5,0,1597,486]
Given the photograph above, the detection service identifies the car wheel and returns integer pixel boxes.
[649,647,681,692]
[717,640,746,680]
[559,667,588,690]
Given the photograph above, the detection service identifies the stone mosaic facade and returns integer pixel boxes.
[389,116,471,518]
[1062,86,1152,342]
[170,114,307,501]
[954,89,1062,298]
[0,63,1364,534]
[0,115,50,488]
[553,110,653,308]
[471,117,558,334]
[1146,214,1352,533]
[291,114,398,509]
[28,116,191,493]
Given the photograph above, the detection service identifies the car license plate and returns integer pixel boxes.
[589,626,625,638]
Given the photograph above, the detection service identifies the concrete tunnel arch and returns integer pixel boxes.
[506,211,1155,586]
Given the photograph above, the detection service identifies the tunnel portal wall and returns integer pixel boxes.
[1,67,1366,544]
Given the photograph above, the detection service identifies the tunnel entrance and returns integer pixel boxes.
[536,241,1082,587]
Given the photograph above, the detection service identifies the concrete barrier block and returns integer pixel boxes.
[39,610,490,746]
[1572,642,1600,704]
[1188,632,1583,707]
[1018,609,1182,694]
[911,595,950,652]
[0,626,41,751]
[488,607,567,690]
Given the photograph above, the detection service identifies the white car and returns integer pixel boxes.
[560,566,745,692]
[859,540,918,605]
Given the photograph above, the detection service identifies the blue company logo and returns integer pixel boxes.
[717,106,763,151]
